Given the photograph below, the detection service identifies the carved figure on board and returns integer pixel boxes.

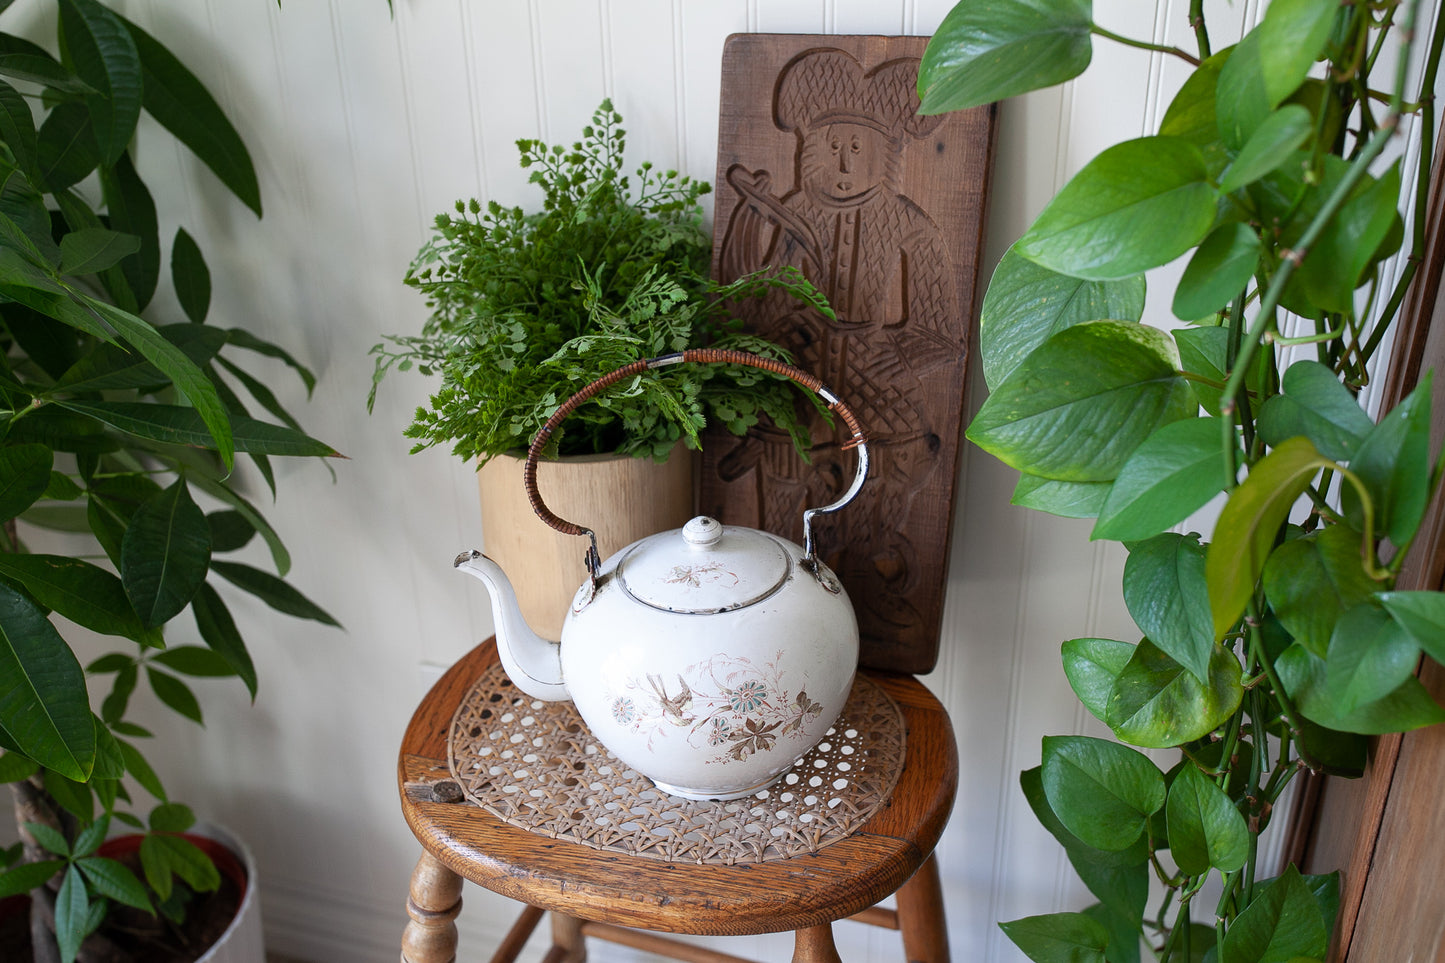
[714,49,962,633]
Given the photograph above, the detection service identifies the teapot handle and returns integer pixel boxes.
[523,348,869,585]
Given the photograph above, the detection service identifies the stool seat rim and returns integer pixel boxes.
[398,638,958,935]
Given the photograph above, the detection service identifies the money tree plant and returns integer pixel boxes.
[920,0,1445,960]
[0,2,340,961]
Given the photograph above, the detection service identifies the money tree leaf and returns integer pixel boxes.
[0,442,54,521]
[0,583,93,781]
[121,478,212,628]
[58,0,142,166]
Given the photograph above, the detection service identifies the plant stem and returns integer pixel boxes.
[1361,0,1445,365]
[1250,685,1270,774]
[1179,370,1229,391]
[1223,0,1424,424]
[1216,870,1241,953]
[1220,118,1405,421]
[1270,323,1345,346]
[1334,462,1392,580]
[1189,0,1211,60]
[1156,882,1178,935]
[1091,24,1201,66]
[1214,705,1243,791]
[1262,748,1302,805]
[1221,292,1247,489]
[1241,827,1259,910]
[1159,897,1188,962]
[1246,601,1323,773]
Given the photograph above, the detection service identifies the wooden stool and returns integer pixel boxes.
[396,33,992,963]
[397,639,957,963]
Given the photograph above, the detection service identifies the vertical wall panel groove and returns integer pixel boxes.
[457,1,492,203]
[671,0,688,172]
[599,0,615,96]
[527,0,549,141]
[390,5,433,238]
[985,508,1038,963]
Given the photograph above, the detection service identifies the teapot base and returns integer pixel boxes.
[650,772,785,801]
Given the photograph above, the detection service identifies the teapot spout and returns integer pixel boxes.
[454,550,569,701]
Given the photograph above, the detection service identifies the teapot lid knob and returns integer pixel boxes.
[682,516,723,547]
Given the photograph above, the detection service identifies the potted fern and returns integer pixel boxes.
[0,2,340,960]
[920,0,1445,960]
[371,99,827,636]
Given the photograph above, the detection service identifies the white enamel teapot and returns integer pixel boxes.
[456,348,868,800]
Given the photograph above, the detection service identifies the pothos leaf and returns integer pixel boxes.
[980,246,1146,390]
[1040,735,1165,851]
[968,321,1194,482]
[1016,137,1216,281]
[917,0,1093,114]
[1206,438,1331,639]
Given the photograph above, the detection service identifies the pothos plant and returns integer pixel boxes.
[370,99,830,465]
[0,2,340,961]
[920,1,1445,961]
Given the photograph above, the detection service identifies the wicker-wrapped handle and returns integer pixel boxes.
[524,348,869,581]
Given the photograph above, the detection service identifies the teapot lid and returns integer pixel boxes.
[617,516,790,615]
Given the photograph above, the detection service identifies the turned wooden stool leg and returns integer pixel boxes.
[541,912,587,963]
[793,924,842,963]
[401,850,464,963]
[897,854,949,963]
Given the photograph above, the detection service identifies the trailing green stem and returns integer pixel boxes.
[1221,0,1421,424]
[1091,24,1200,65]
[1189,0,1210,60]
[1216,869,1242,955]
[1361,1,1445,365]
[1247,601,1322,772]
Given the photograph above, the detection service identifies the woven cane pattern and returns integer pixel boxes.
[447,660,906,864]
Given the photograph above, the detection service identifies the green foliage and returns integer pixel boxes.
[372,99,828,464]
[0,4,339,960]
[922,0,1445,959]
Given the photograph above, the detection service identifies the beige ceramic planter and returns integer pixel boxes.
[475,448,694,639]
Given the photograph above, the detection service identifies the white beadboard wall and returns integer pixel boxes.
[4,1,1439,962]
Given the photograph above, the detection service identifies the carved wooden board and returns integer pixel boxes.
[700,34,995,674]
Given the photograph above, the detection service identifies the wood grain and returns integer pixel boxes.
[398,639,957,937]
[476,448,695,639]
[399,850,463,963]
[897,854,949,962]
[699,34,996,675]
